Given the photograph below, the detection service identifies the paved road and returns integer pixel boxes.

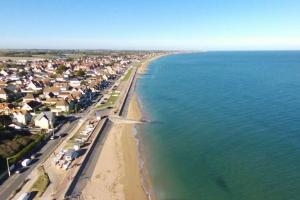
[0,119,78,200]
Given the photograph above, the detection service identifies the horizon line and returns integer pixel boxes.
[0,48,300,52]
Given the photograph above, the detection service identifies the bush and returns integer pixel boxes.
[8,134,44,164]
[31,166,50,197]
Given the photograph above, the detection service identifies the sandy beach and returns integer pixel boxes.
[138,54,166,74]
[82,96,148,200]
[81,55,166,200]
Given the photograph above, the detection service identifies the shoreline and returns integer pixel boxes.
[138,53,169,74]
[130,53,170,200]
[133,53,171,199]
[132,96,154,200]
[81,54,165,200]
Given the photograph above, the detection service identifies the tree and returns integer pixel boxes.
[56,64,67,75]
[0,115,12,127]
[66,57,74,62]
[17,70,27,77]
[80,80,88,86]
[74,69,86,77]
[50,74,57,79]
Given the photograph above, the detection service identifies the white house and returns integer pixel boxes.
[69,79,81,87]
[27,80,43,91]
[0,88,8,100]
[12,110,32,125]
[0,69,8,76]
[34,111,55,130]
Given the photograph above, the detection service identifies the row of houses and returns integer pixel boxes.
[0,53,150,131]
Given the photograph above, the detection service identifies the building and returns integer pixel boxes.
[34,111,55,130]
[69,79,81,87]
[23,93,36,103]
[0,88,8,100]
[27,80,43,91]
[0,103,14,114]
[55,99,69,112]
[22,101,42,112]
[12,110,32,125]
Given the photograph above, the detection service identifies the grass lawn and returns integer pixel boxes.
[30,166,50,197]
[122,68,133,81]
[97,91,120,109]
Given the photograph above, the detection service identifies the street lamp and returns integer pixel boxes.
[6,157,11,177]
[50,116,55,138]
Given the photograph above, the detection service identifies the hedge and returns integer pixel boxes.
[8,134,44,164]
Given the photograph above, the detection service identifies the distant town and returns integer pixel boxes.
[0,50,165,199]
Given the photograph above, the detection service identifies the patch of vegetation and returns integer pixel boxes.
[30,166,50,197]
[73,69,86,77]
[122,68,133,81]
[0,128,43,172]
[97,91,120,109]
[55,64,67,75]
[8,134,44,164]
[0,115,12,127]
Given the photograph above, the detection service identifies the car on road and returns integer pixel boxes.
[59,133,67,138]
[50,135,56,140]
[21,159,31,167]
[17,192,31,200]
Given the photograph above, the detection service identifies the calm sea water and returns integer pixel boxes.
[136,52,300,200]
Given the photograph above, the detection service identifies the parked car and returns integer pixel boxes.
[21,159,31,167]
[17,192,30,200]
[50,135,56,140]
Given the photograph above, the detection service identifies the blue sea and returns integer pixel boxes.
[136,52,300,200]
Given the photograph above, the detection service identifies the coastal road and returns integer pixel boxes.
[0,119,78,200]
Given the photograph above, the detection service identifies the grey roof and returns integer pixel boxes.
[35,111,54,123]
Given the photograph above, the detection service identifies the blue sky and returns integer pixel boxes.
[0,0,300,50]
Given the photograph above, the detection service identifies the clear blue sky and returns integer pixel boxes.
[1,0,300,50]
